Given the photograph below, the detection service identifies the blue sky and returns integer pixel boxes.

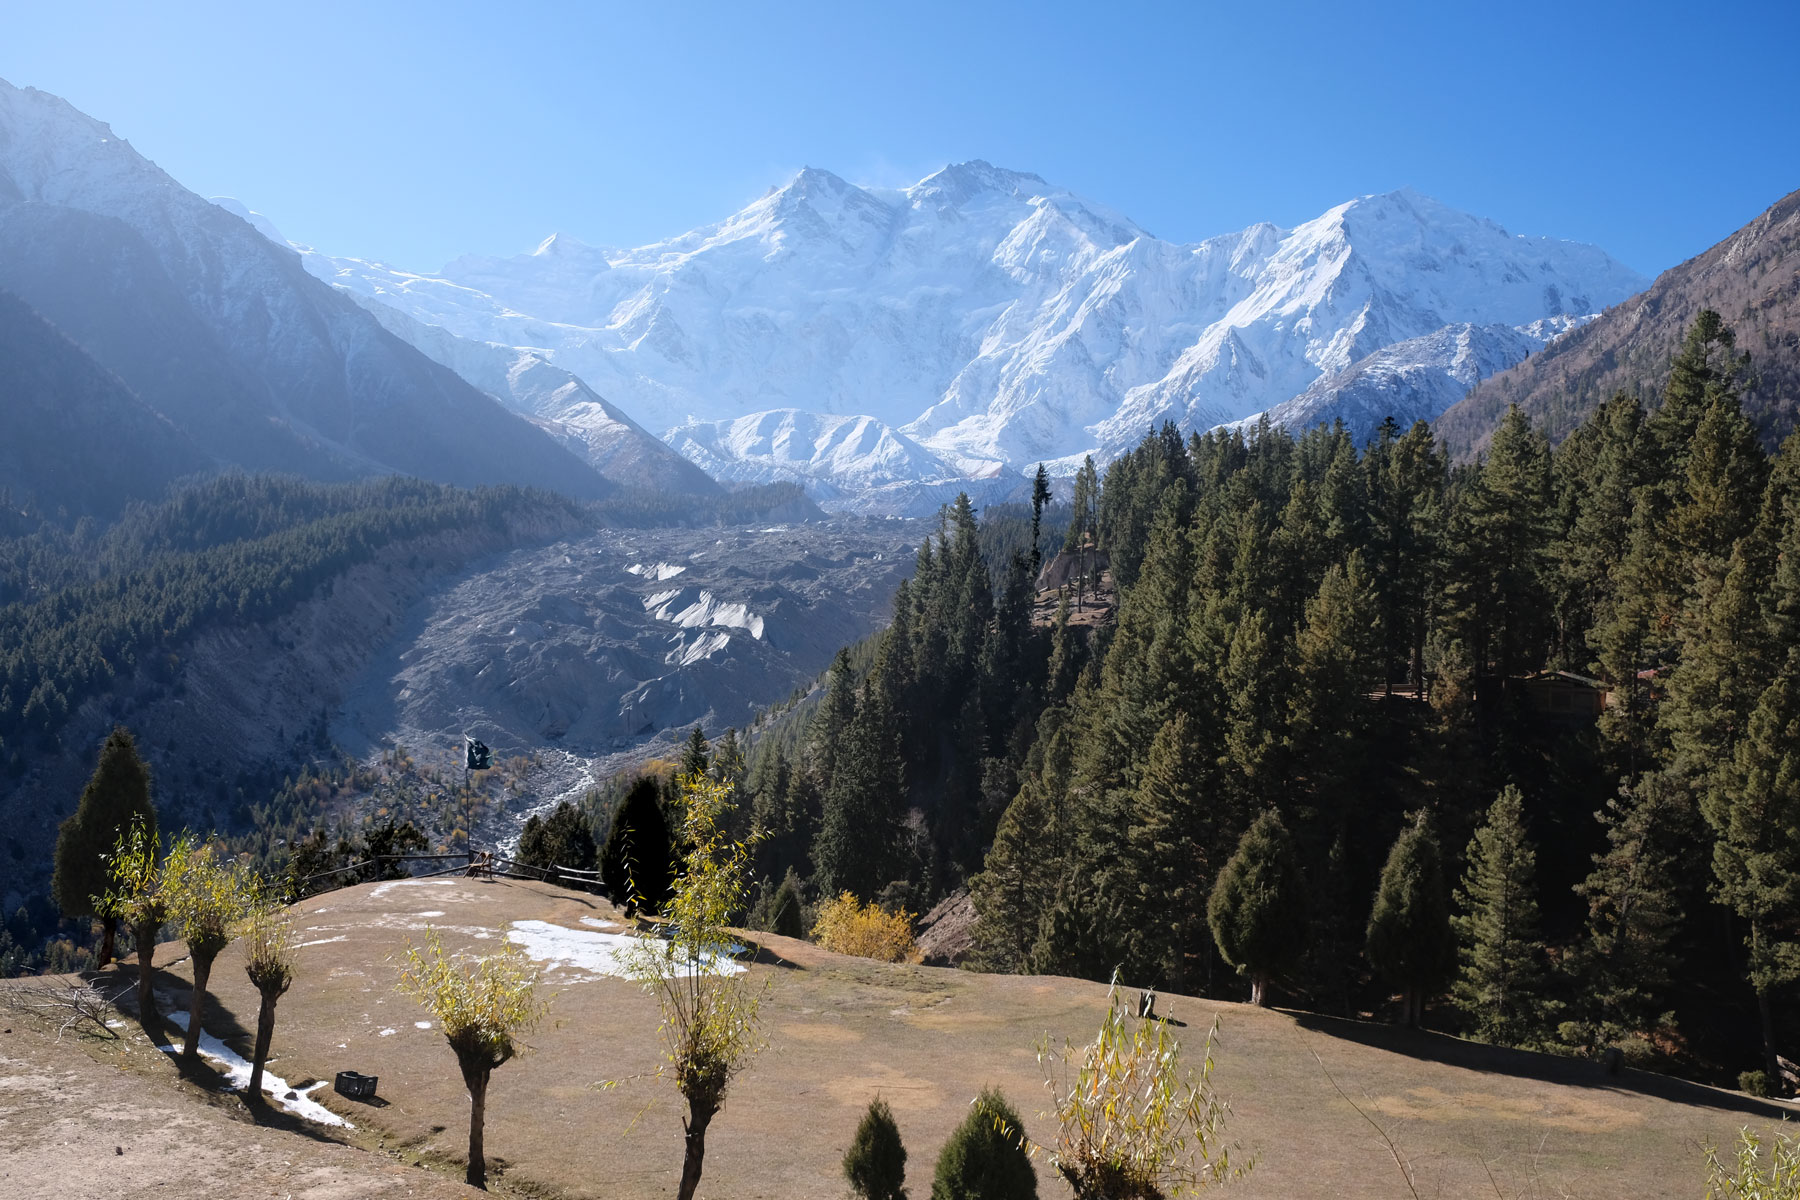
[5,0,1796,276]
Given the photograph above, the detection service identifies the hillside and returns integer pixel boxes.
[74,877,1795,1200]
[0,286,207,517]
[0,80,621,504]
[1437,186,1800,456]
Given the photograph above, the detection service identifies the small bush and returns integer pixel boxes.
[1741,1069,1775,1098]
[932,1087,1037,1200]
[814,892,917,962]
[1704,1126,1800,1199]
[769,870,806,939]
[846,1097,908,1200]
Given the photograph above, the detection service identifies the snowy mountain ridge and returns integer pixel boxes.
[296,164,1645,499]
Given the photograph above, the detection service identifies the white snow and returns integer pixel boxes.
[159,1011,351,1128]
[295,935,348,949]
[627,562,687,580]
[378,1028,396,1037]
[415,1021,433,1029]
[505,919,744,979]
[292,162,1646,498]
[369,878,457,901]
[643,588,764,639]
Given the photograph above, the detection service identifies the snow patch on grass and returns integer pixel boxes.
[370,878,457,901]
[506,920,744,979]
[160,1011,351,1128]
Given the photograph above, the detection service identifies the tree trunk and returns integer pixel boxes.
[134,919,156,1019]
[182,950,215,1061]
[98,915,117,968]
[247,989,280,1103]
[1760,987,1781,1092]
[677,1103,717,1200]
[465,1066,490,1189]
[1249,974,1267,1007]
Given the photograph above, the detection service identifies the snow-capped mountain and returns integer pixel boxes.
[1229,317,1587,443]
[0,80,615,501]
[300,163,1646,497]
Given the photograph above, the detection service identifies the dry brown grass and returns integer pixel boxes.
[105,877,1800,1199]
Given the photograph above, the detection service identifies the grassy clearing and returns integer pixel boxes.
[126,878,1795,1200]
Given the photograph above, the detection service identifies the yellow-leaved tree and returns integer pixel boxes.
[98,816,167,1020]
[397,930,546,1190]
[163,838,251,1062]
[238,891,297,1103]
[619,772,767,1200]
[1036,978,1247,1199]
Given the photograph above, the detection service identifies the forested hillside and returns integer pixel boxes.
[735,308,1800,1090]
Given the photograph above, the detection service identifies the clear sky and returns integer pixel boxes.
[4,0,1795,276]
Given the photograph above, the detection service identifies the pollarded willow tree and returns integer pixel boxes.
[239,892,297,1103]
[397,931,547,1189]
[620,772,768,1200]
[1036,979,1247,1199]
[98,816,168,1019]
[163,838,251,1062]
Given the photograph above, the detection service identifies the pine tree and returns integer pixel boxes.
[1562,775,1686,1056]
[768,868,806,940]
[1206,810,1307,1006]
[53,726,157,966]
[1124,712,1224,990]
[517,801,598,873]
[601,776,674,914]
[1453,786,1550,1047]
[1463,407,1555,684]
[1365,812,1455,1028]
[845,1097,908,1200]
[680,725,711,778]
[1031,464,1053,573]
[931,1087,1037,1200]
[1710,647,1800,1087]
[816,683,905,899]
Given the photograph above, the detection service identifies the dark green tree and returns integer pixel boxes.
[1365,812,1455,1028]
[517,802,598,875]
[931,1087,1037,1200]
[680,725,711,779]
[1453,786,1550,1047]
[1206,810,1307,1006]
[53,726,157,966]
[1560,775,1686,1057]
[845,1097,908,1200]
[767,868,805,940]
[601,776,673,914]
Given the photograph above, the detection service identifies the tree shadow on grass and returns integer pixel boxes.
[1290,1009,1794,1122]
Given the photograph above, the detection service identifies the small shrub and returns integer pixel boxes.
[814,892,917,962]
[845,1097,908,1200]
[1741,1069,1775,1098]
[1704,1126,1800,1199]
[932,1087,1037,1200]
[769,870,806,939]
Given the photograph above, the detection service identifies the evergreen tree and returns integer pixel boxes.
[845,1097,908,1200]
[1206,810,1308,1006]
[1366,812,1455,1028]
[1124,712,1224,990]
[680,725,711,778]
[1031,464,1052,572]
[1461,406,1555,684]
[517,801,598,874]
[768,868,806,940]
[1453,786,1550,1047]
[601,777,673,913]
[816,683,905,899]
[1562,775,1686,1057]
[1709,646,1800,1087]
[931,1087,1037,1200]
[53,726,157,966]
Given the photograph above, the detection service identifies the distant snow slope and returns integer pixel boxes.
[298,161,1647,500]
[1228,317,1587,443]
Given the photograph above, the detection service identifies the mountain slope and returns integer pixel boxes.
[0,286,208,516]
[1437,187,1800,455]
[302,165,1645,484]
[0,80,616,501]
[1229,317,1584,442]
